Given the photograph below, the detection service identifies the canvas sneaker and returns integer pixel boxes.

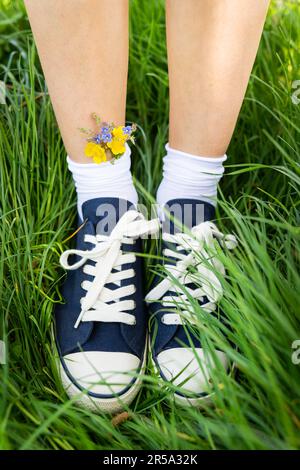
[55,197,159,413]
[146,198,237,406]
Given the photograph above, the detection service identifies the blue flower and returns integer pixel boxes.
[122,125,132,135]
[101,132,112,143]
[101,126,110,134]
[93,131,112,144]
[93,134,102,144]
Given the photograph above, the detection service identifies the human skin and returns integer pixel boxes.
[166,0,270,157]
[24,0,129,163]
[25,0,270,161]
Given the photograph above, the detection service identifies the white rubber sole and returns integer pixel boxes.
[149,338,234,408]
[58,341,148,414]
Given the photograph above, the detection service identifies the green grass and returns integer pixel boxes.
[0,0,300,450]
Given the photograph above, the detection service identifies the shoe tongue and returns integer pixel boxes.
[163,198,215,234]
[81,197,135,235]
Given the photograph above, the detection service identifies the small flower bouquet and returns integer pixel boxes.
[80,113,137,164]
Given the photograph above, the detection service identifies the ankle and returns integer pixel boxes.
[156,143,227,208]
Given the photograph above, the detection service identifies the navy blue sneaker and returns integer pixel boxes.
[55,197,159,413]
[146,199,237,406]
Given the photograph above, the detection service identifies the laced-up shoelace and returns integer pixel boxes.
[60,210,160,329]
[146,221,237,325]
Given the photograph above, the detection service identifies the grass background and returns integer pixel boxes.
[0,0,300,450]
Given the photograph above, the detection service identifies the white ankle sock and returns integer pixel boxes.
[156,143,227,208]
[67,144,138,220]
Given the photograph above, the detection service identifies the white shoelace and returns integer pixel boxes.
[60,210,160,329]
[146,221,237,325]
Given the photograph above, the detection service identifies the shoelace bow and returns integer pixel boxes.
[146,221,238,325]
[60,210,160,329]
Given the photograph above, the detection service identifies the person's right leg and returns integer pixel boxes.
[150,0,269,407]
[24,0,157,413]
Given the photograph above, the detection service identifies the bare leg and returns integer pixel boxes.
[24,0,129,163]
[166,0,270,156]
[153,1,271,403]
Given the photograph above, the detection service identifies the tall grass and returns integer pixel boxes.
[0,0,299,450]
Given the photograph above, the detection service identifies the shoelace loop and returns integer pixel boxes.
[146,221,237,325]
[60,210,160,329]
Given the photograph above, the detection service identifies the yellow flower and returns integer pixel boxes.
[84,142,107,164]
[92,147,107,163]
[106,126,128,155]
[112,126,127,141]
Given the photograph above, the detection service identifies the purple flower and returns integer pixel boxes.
[93,131,112,144]
[93,134,102,144]
[101,126,110,134]
[101,132,112,143]
[123,125,132,135]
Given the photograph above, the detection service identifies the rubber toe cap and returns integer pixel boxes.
[157,347,228,396]
[63,351,140,396]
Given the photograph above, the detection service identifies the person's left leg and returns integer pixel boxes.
[149,0,270,406]
[157,0,270,209]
